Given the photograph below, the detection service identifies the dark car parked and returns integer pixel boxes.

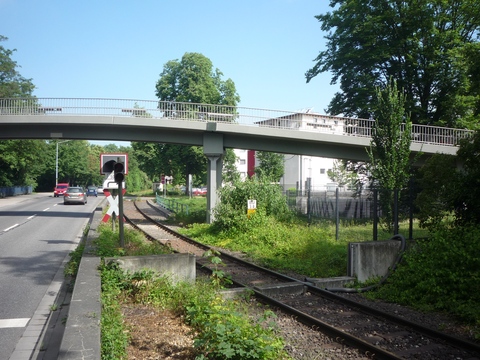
[86,185,98,197]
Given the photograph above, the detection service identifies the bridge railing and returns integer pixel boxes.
[0,98,474,147]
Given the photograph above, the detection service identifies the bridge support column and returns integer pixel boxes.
[203,132,224,223]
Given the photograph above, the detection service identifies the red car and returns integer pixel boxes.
[193,187,207,196]
[54,183,69,197]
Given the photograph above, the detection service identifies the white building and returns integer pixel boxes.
[233,110,344,191]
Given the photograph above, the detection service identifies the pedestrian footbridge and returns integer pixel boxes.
[0,98,471,158]
[1,98,473,222]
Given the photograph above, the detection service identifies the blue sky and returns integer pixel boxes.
[2,0,339,145]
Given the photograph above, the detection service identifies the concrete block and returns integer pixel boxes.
[305,276,355,289]
[254,282,306,296]
[348,239,402,282]
[106,253,196,283]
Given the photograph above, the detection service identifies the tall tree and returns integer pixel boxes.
[367,79,414,230]
[306,1,480,128]
[148,52,240,190]
[0,36,46,188]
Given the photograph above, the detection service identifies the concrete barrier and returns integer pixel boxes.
[105,253,196,284]
[348,239,402,282]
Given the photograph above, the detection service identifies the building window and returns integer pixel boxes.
[239,159,246,165]
[320,168,326,174]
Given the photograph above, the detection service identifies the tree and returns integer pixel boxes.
[367,79,414,230]
[306,1,480,128]
[0,35,35,98]
[327,160,357,189]
[150,52,240,190]
[254,151,284,182]
[0,36,46,188]
[222,149,240,184]
[0,140,48,187]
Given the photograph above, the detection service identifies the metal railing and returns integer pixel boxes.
[156,192,189,215]
[0,98,474,147]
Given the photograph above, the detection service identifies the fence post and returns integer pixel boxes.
[373,188,378,241]
[409,180,414,240]
[307,178,312,224]
[393,189,399,235]
[335,187,339,241]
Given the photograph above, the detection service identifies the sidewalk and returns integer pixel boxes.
[0,192,52,208]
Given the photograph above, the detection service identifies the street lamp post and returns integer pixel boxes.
[55,140,71,185]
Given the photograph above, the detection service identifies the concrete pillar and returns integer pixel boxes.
[203,131,224,223]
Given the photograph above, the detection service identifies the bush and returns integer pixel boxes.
[212,179,292,235]
[369,224,480,338]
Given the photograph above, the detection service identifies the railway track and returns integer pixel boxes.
[122,198,480,360]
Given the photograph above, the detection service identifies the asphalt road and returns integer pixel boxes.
[0,193,103,359]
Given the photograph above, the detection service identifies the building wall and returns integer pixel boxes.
[281,155,335,192]
[234,149,336,192]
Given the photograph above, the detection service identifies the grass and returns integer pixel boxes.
[178,216,429,278]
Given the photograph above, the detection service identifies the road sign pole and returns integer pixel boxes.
[118,181,124,248]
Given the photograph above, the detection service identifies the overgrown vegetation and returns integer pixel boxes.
[95,221,289,359]
[367,224,480,339]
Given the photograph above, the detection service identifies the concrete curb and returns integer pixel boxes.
[56,205,104,360]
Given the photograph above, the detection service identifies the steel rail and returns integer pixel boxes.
[128,199,480,359]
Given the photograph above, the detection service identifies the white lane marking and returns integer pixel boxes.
[4,224,19,232]
[0,318,30,328]
[43,208,49,211]
[28,215,37,220]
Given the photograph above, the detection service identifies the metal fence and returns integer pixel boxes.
[0,186,33,198]
[287,189,377,222]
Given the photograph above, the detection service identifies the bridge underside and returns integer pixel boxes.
[0,115,459,222]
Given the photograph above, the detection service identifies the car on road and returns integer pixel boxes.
[54,183,69,197]
[64,187,87,205]
[86,185,98,197]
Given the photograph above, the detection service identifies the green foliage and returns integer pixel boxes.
[0,139,49,187]
[327,160,358,188]
[155,52,240,106]
[255,151,284,182]
[416,131,480,227]
[99,255,289,359]
[452,131,480,225]
[367,79,414,231]
[64,243,85,278]
[145,52,241,191]
[368,224,480,338]
[182,216,351,278]
[185,295,289,359]
[100,263,129,360]
[307,1,480,127]
[222,148,241,184]
[93,223,171,258]
[0,35,35,97]
[202,249,233,288]
[212,178,292,235]
[415,154,459,228]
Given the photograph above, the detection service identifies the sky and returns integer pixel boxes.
[1,0,339,146]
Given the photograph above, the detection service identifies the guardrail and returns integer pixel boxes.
[0,98,474,147]
[155,193,189,215]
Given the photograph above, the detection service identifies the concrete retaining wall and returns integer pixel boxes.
[105,253,196,283]
[348,239,402,282]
